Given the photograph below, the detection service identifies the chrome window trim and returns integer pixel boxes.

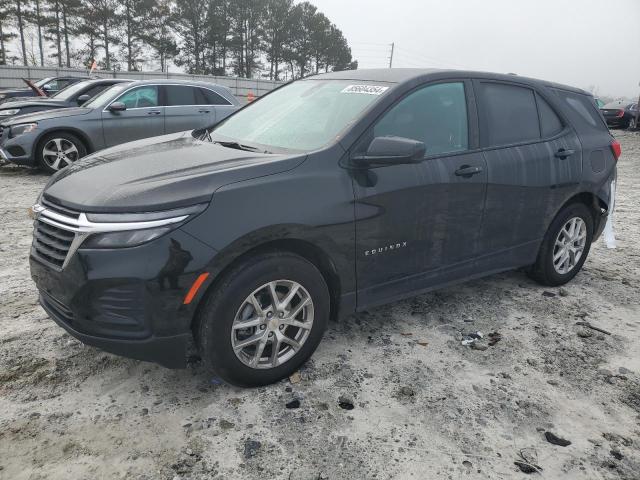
[103,83,233,112]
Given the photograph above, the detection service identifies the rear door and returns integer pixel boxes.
[101,85,165,147]
[473,80,582,271]
[199,87,237,124]
[162,85,211,133]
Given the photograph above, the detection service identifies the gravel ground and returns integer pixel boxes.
[0,131,639,480]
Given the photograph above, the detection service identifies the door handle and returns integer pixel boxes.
[147,110,161,115]
[455,165,483,178]
[198,109,210,114]
[555,148,575,159]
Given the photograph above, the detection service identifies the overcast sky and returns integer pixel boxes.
[309,0,640,99]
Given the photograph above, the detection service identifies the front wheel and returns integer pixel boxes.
[37,132,87,174]
[628,117,638,131]
[196,252,330,387]
[527,203,594,286]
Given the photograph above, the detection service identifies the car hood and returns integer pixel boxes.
[0,98,68,110]
[0,87,32,96]
[42,132,307,213]
[1,106,91,125]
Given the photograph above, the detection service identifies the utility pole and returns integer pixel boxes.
[389,43,395,68]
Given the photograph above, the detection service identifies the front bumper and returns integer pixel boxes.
[40,292,191,368]
[30,229,217,368]
[0,127,36,165]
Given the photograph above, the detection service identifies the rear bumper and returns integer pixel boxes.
[40,292,190,368]
[604,117,627,127]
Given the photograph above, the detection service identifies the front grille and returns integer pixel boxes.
[32,220,75,268]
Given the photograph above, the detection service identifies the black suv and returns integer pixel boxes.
[30,69,618,387]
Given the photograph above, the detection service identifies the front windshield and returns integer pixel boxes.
[213,80,391,151]
[83,83,131,108]
[51,81,91,100]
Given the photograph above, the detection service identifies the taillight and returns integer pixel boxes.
[611,139,622,161]
[616,109,624,118]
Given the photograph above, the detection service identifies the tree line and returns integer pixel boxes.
[0,0,357,80]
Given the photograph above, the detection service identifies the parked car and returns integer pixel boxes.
[0,80,240,172]
[0,76,89,103]
[600,101,639,129]
[0,78,131,120]
[30,69,618,387]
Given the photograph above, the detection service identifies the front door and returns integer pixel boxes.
[352,80,487,307]
[102,85,165,147]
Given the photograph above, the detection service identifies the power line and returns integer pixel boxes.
[393,45,467,69]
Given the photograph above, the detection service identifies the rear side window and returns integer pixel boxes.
[199,88,231,106]
[478,82,540,146]
[536,94,563,137]
[165,85,198,106]
[553,89,607,133]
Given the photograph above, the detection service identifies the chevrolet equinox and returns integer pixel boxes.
[30,69,619,387]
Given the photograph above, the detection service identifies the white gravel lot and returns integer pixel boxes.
[0,131,639,480]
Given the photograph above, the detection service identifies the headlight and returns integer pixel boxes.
[0,109,19,116]
[9,122,37,138]
[80,203,208,249]
[82,226,174,248]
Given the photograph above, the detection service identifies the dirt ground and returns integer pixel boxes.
[0,131,639,480]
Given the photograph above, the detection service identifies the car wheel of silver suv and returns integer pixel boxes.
[37,132,87,174]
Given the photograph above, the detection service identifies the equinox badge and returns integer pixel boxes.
[364,241,408,256]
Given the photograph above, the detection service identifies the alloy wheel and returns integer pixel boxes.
[42,138,80,171]
[231,280,314,369]
[553,217,587,274]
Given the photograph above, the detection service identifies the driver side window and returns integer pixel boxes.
[374,82,469,156]
[116,86,159,109]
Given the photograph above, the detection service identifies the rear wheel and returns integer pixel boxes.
[628,117,638,130]
[527,203,594,286]
[196,252,330,387]
[37,132,87,174]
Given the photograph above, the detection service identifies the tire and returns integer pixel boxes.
[37,132,87,174]
[628,117,638,131]
[196,252,330,387]
[527,203,594,286]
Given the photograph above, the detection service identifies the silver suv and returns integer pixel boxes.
[0,79,240,173]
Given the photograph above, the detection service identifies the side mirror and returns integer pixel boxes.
[108,101,126,112]
[353,136,426,167]
[77,94,91,106]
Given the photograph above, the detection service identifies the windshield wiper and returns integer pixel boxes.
[213,140,271,154]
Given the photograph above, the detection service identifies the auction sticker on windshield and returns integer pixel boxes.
[341,85,389,95]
